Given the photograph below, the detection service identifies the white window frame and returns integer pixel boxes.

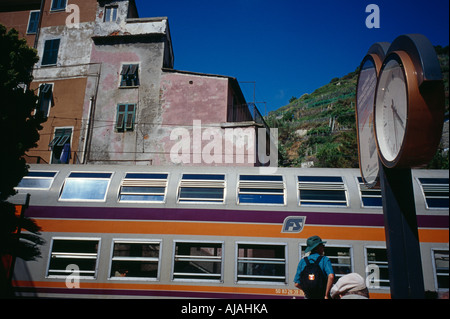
[46,237,101,279]
[108,239,162,281]
[50,0,67,12]
[118,172,169,203]
[26,10,40,34]
[431,248,449,292]
[364,246,390,290]
[416,177,449,210]
[177,173,226,204]
[119,63,140,88]
[49,126,73,164]
[58,171,113,202]
[104,5,118,22]
[237,175,286,206]
[297,175,349,207]
[356,176,382,208]
[36,83,54,118]
[235,241,288,285]
[16,171,58,190]
[171,240,225,283]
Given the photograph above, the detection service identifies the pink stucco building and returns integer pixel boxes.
[1,0,275,166]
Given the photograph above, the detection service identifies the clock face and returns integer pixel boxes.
[356,57,379,186]
[375,57,408,164]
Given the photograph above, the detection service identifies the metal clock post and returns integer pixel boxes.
[357,34,445,298]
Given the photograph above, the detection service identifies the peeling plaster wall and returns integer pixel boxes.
[86,37,165,164]
[157,71,258,166]
[160,72,229,125]
[33,23,95,78]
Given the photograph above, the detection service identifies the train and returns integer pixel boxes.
[9,164,449,299]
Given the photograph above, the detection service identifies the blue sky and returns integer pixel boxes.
[135,0,449,115]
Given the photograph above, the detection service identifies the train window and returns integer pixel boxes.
[357,177,382,208]
[365,247,390,289]
[417,178,449,209]
[297,176,348,206]
[47,238,100,279]
[109,240,161,280]
[300,245,353,280]
[16,171,57,190]
[238,175,285,205]
[173,241,223,281]
[236,243,286,283]
[432,249,449,290]
[177,174,225,203]
[119,173,168,202]
[59,172,112,201]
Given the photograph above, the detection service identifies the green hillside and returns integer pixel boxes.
[266,46,449,169]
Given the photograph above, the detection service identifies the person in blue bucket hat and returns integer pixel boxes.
[294,236,335,299]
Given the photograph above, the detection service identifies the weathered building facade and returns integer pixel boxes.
[1,0,274,166]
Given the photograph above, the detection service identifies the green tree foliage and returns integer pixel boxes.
[0,24,45,296]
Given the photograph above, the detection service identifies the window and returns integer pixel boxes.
[51,0,67,11]
[120,64,140,87]
[238,175,285,205]
[173,242,223,281]
[432,249,449,290]
[417,178,449,209]
[47,238,100,278]
[59,172,112,201]
[301,245,353,280]
[177,174,225,203]
[365,247,390,288]
[16,171,57,190]
[42,39,60,66]
[104,6,118,22]
[36,83,53,117]
[116,104,136,132]
[48,128,72,164]
[110,240,161,280]
[119,173,168,202]
[357,177,382,208]
[27,11,40,34]
[298,176,348,206]
[236,243,286,283]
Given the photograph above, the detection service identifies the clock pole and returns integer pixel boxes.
[379,161,425,298]
[358,34,445,299]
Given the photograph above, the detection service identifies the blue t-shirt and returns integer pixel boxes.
[294,253,334,284]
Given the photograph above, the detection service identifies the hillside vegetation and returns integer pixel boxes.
[266,46,449,169]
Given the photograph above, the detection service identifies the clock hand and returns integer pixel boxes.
[391,100,405,129]
[391,102,398,151]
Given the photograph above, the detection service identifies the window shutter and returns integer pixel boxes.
[116,104,126,130]
[27,11,40,34]
[42,39,60,65]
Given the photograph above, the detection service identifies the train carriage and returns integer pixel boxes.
[10,164,449,299]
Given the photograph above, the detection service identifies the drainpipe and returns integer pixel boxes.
[83,64,101,164]
[33,0,45,49]
[82,96,95,164]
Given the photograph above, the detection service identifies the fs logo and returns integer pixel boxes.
[282,216,306,233]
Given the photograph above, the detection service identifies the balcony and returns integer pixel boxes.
[92,16,169,39]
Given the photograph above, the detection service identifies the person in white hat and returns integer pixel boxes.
[330,273,370,299]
